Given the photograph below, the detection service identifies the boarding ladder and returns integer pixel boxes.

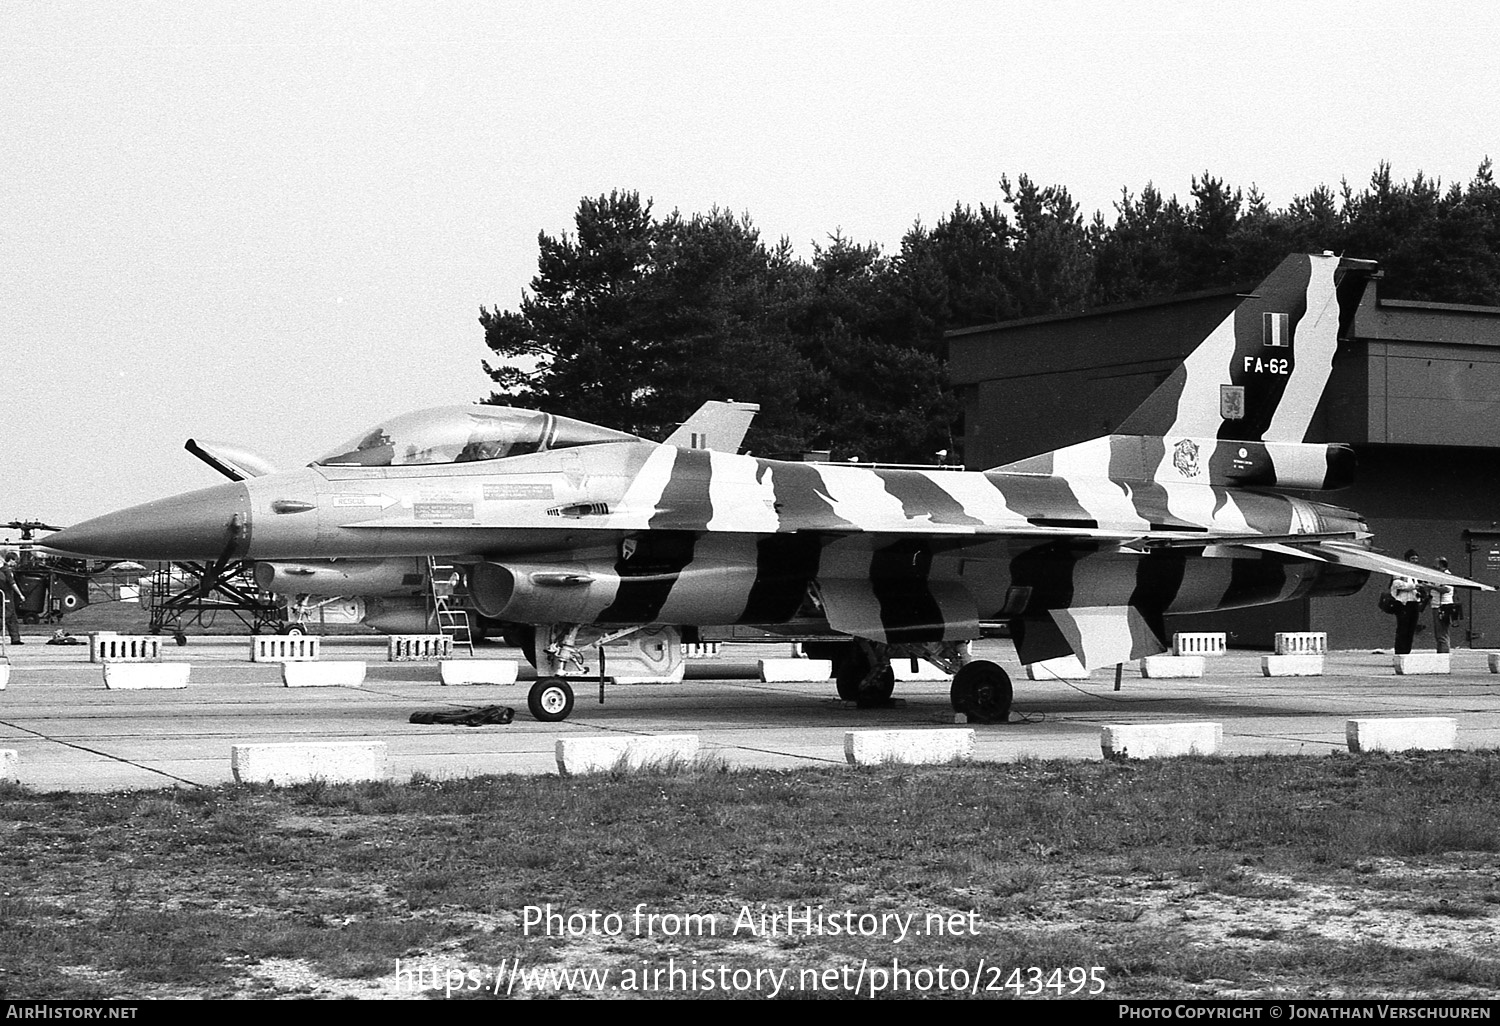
[427,558,474,656]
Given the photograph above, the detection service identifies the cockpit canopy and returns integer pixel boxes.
[314,406,641,467]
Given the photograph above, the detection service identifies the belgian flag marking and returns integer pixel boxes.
[1263,312,1290,347]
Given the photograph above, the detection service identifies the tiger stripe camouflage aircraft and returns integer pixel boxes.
[48,253,1488,722]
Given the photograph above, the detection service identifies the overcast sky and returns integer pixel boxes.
[4,0,1496,530]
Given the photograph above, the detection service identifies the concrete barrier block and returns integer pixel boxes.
[252,636,321,662]
[1025,656,1091,680]
[0,749,16,781]
[439,659,519,686]
[1394,653,1451,675]
[90,635,162,663]
[1346,717,1458,754]
[1140,655,1205,679]
[892,658,949,681]
[388,635,452,662]
[1490,653,1500,673]
[555,735,700,776]
[282,661,367,688]
[102,662,190,690]
[758,659,833,682]
[1275,632,1328,656]
[844,729,974,766]
[231,741,388,784]
[1172,632,1226,656]
[1101,722,1222,760]
[0,664,8,689]
[1261,654,1325,677]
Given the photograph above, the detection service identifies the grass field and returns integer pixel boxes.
[3,752,1500,999]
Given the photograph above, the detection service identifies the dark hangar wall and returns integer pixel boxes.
[948,289,1244,470]
[948,281,1500,651]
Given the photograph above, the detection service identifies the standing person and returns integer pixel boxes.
[1430,556,1457,654]
[1391,549,1426,655]
[0,549,24,645]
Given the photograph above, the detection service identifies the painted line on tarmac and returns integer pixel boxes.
[712,743,845,765]
[0,718,207,788]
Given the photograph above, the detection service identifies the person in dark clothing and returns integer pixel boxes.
[0,550,24,645]
[1390,549,1427,656]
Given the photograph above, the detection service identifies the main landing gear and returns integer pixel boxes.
[834,641,896,707]
[809,638,1010,721]
[948,660,1012,724]
[803,639,896,707]
[509,624,1014,724]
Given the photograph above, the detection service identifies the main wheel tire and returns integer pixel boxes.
[280,623,308,636]
[854,665,896,708]
[528,677,575,722]
[950,660,1012,724]
[833,644,897,707]
[832,643,868,701]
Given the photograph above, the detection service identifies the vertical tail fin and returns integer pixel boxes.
[1117,252,1377,442]
[663,401,760,453]
[995,253,1376,489]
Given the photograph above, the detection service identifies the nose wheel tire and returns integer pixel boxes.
[950,660,1012,724]
[528,677,576,722]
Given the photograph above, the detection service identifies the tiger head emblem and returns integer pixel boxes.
[1172,439,1200,478]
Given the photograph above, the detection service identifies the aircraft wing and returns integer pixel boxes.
[1220,539,1492,591]
[1127,532,1492,591]
[1131,530,1365,550]
[1290,540,1494,591]
[663,401,759,453]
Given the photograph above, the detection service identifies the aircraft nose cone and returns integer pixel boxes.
[47,482,252,561]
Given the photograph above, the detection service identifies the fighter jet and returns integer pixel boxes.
[48,253,1488,723]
